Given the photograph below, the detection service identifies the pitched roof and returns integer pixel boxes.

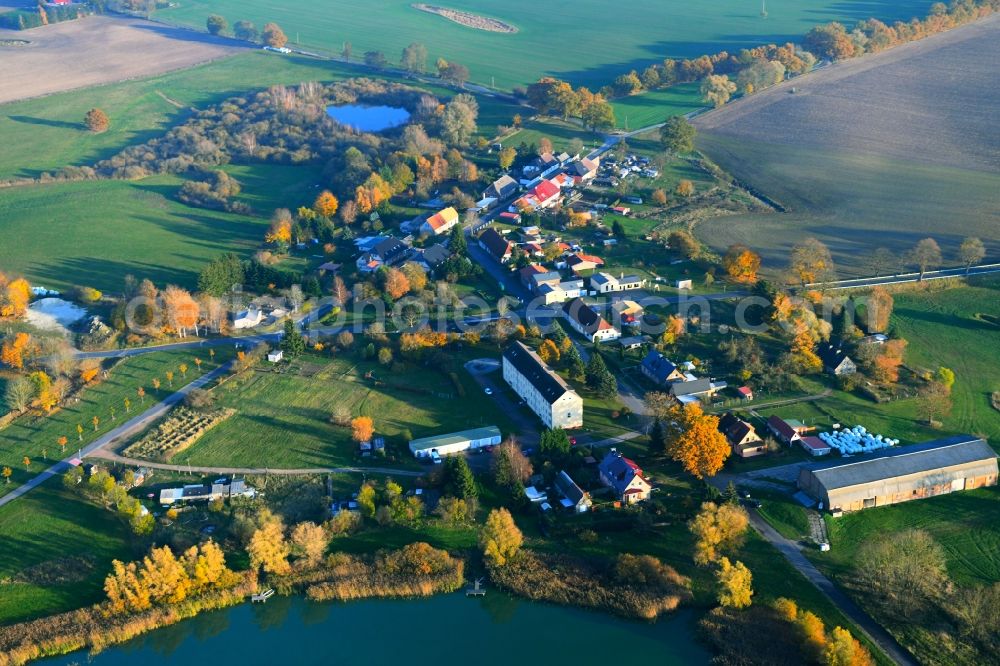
[767,415,800,441]
[805,435,996,491]
[420,244,451,268]
[570,157,599,177]
[519,264,547,282]
[567,253,604,267]
[478,228,512,261]
[502,341,577,405]
[487,175,518,197]
[563,297,614,334]
[669,377,713,396]
[424,206,459,232]
[818,344,853,369]
[533,179,560,203]
[718,412,759,447]
[799,436,832,453]
[641,350,679,384]
[599,451,648,495]
[555,470,588,505]
[372,237,408,261]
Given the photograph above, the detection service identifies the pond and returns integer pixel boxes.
[40,593,710,665]
[326,104,411,132]
[25,297,86,333]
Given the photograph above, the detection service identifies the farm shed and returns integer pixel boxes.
[797,435,997,513]
[408,426,502,458]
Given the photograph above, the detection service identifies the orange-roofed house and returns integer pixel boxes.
[420,206,460,236]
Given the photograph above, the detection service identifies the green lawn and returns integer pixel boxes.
[0,176,269,293]
[151,0,934,90]
[0,482,134,624]
[172,350,516,469]
[610,83,703,130]
[0,350,230,496]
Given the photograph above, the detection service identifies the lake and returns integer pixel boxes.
[326,104,410,132]
[39,593,710,665]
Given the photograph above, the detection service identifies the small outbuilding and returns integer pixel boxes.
[267,350,284,363]
[797,435,997,513]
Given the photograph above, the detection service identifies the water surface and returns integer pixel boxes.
[326,104,410,132]
[40,593,710,665]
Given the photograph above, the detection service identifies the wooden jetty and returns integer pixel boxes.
[466,578,486,597]
[251,588,275,603]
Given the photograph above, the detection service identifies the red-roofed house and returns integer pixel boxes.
[566,252,604,273]
[599,450,652,503]
[420,206,459,236]
[766,416,813,445]
[737,386,754,401]
[799,436,833,457]
[511,178,563,212]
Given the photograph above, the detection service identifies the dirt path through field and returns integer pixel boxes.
[0,15,245,104]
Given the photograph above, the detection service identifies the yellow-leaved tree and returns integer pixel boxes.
[667,403,731,479]
[480,508,523,568]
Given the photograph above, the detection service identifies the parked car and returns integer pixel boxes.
[484,387,494,395]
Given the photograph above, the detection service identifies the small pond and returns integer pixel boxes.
[26,297,86,333]
[326,104,410,132]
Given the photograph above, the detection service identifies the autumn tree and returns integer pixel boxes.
[313,190,339,218]
[788,237,835,286]
[722,244,761,284]
[676,179,695,197]
[441,94,478,145]
[382,267,410,300]
[401,261,427,293]
[910,237,942,280]
[701,74,736,107]
[85,108,110,133]
[248,510,291,575]
[856,288,892,335]
[480,508,523,568]
[918,381,952,425]
[651,188,668,206]
[400,42,428,73]
[163,285,199,337]
[290,521,328,566]
[660,116,696,153]
[1,331,31,369]
[537,338,561,364]
[667,404,731,479]
[498,146,517,170]
[262,22,288,48]
[824,626,875,666]
[492,440,533,488]
[1,467,11,484]
[351,416,374,443]
[716,557,753,608]
[958,236,986,274]
[0,274,31,319]
[206,14,227,35]
[689,501,749,565]
[265,208,293,250]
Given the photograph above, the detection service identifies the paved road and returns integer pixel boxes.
[747,510,917,666]
[0,362,233,508]
[806,262,1000,291]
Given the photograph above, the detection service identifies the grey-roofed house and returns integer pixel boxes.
[718,412,765,458]
[483,174,519,201]
[554,470,591,513]
[670,377,724,403]
[797,435,997,512]
[414,244,452,272]
[598,450,652,504]
[818,344,857,376]
[502,341,583,429]
[478,228,513,264]
[640,350,684,385]
[562,297,620,343]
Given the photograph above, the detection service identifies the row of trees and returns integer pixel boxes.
[524,77,617,131]
[204,14,288,48]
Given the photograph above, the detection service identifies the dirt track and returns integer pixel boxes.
[0,14,244,104]
[694,13,1000,172]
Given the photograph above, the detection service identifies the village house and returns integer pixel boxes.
[159,479,255,506]
[554,470,592,513]
[529,270,561,292]
[478,228,513,264]
[598,450,652,504]
[766,416,814,445]
[568,157,600,185]
[562,297,620,343]
[502,341,583,429]
[566,252,605,274]
[736,386,754,402]
[590,272,646,293]
[420,206,460,236]
[520,264,549,289]
[512,178,562,212]
[483,174,519,201]
[718,412,766,458]
[522,152,560,178]
[232,308,263,329]
[799,435,833,457]
[356,237,409,273]
[536,279,585,305]
[498,211,522,225]
[818,344,857,376]
[611,300,643,328]
[408,426,502,459]
[798,435,997,512]
[411,244,451,273]
[640,350,685,385]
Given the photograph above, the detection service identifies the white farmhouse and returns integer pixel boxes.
[502,341,583,429]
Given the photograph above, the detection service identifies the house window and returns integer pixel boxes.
[863,497,876,509]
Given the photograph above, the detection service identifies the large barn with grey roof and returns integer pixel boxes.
[797,435,997,513]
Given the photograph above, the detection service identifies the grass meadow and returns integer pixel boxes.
[171,351,516,469]
[0,482,135,624]
[151,0,935,90]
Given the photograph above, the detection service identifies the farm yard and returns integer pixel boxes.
[0,14,243,105]
[150,0,937,90]
[693,14,1000,275]
[168,352,516,470]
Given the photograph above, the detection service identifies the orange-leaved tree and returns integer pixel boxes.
[350,416,374,443]
[313,190,339,218]
[722,244,761,284]
[667,403,731,479]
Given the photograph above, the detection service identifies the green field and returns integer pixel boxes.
[151,0,934,90]
[0,350,229,496]
[0,176,269,293]
[0,482,134,624]
[172,351,516,469]
[610,83,703,129]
